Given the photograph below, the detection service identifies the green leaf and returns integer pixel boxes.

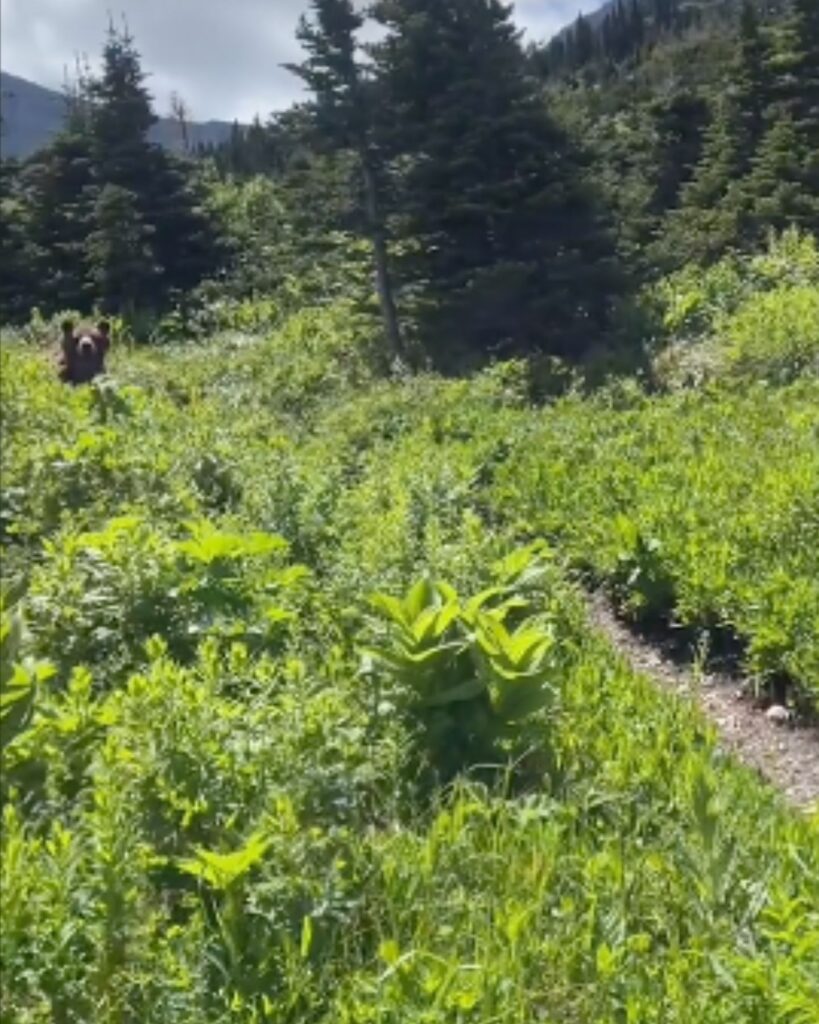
[300,916,314,959]
[370,592,411,627]
[177,832,270,891]
[404,578,436,622]
[412,606,440,643]
[0,609,24,686]
[423,676,486,708]
[490,674,554,722]
[378,939,401,967]
[463,586,505,623]
[0,665,36,750]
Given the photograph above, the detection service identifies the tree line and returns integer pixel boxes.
[658,0,819,266]
[539,0,818,272]
[0,27,223,326]
[532,0,790,79]
[0,0,817,367]
[247,0,621,366]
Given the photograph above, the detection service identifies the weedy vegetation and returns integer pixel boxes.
[1,231,818,1023]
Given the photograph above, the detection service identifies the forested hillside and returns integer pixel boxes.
[1,2,818,1022]
[533,0,819,274]
[3,231,818,1022]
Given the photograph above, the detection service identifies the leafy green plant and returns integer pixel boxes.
[24,516,307,684]
[0,595,55,750]
[646,230,819,389]
[363,548,561,781]
[610,514,676,620]
[719,285,819,383]
[3,261,819,1024]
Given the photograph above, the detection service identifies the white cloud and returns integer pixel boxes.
[0,0,588,122]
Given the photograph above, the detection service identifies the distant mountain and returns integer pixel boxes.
[0,71,236,160]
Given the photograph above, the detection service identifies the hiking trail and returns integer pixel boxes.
[586,590,819,812]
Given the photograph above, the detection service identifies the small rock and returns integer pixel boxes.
[765,704,791,725]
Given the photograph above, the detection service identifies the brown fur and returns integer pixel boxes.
[58,319,111,385]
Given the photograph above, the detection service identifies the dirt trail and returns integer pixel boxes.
[585,591,819,813]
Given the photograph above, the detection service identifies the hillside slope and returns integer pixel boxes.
[1,230,818,1023]
[0,70,235,159]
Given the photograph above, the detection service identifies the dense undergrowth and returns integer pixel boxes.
[2,235,819,1022]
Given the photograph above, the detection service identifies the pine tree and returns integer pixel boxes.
[743,112,819,238]
[573,14,595,68]
[549,36,567,76]
[289,0,404,360]
[225,121,245,176]
[83,23,221,314]
[747,0,819,239]
[601,14,615,65]
[629,0,646,55]
[0,160,37,321]
[658,97,747,267]
[768,0,819,149]
[85,183,158,316]
[2,23,220,323]
[88,23,156,193]
[656,0,786,266]
[648,90,710,213]
[371,0,618,362]
[612,1,629,62]
[733,0,770,161]
[656,0,777,270]
[22,130,95,312]
[653,0,674,33]
[3,61,97,318]
[683,99,747,211]
[143,148,224,298]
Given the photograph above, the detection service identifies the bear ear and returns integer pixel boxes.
[97,320,111,336]
[61,319,75,334]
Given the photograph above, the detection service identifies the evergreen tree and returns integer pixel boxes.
[573,14,596,68]
[743,112,819,237]
[733,0,770,160]
[682,99,747,211]
[601,14,615,64]
[371,0,618,362]
[648,90,709,213]
[629,0,646,54]
[768,0,819,149]
[289,0,404,360]
[655,0,775,270]
[142,148,223,298]
[749,0,819,237]
[88,23,156,193]
[0,160,37,320]
[82,23,221,315]
[1,64,96,318]
[223,121,245,176]
[85,183,158,316]
[612,1,630,62]
[1,24,219,324]
[22,130,95,312]
[548,36,567,76]
[659,97,747,266]
[244,117,276,175]
[653,0,674,33]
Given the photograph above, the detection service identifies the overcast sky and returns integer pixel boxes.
[0,1,588,124]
